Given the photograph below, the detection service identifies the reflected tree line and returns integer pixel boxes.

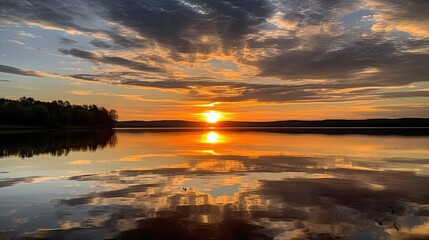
[0,97,118,128]
[0,130,117,158]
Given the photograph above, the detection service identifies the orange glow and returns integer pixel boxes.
[204,131,220,144]
[203,110,221,123]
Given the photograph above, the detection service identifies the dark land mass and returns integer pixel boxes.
[116,118,429,128]
[115,118,429,136]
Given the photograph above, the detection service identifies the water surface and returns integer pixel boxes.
[1,129,429,239]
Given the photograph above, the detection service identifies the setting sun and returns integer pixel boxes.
[203,110,221,123]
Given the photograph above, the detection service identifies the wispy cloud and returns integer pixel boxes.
[0,64,47,77]
[18,31,41,38]
[59,48,165,73]
[69,90,93,96]
[69,89,178,103]
[4,39,24,45]
[69,159,92,165]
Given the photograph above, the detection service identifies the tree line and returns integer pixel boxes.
[0,130,116,158]
[0,97,118,128]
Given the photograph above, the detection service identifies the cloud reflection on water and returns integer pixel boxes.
[0,130,429,239]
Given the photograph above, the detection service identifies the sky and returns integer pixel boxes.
[0,0,428,121]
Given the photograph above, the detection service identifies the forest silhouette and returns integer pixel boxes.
[0,97,118,128]
[0,130,116,158]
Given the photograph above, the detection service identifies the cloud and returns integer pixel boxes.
[279,0,360,27]
[0,0,273,51]
[4,39,24,45]
[58,183,160,206]
[0,64,46,77]
[18,31,41,38]
[257,35,429,84]
[69,159,92,165]
[0,0,108,38]
[381,90,429,98]
[0,176,41,188]
[66,72,428,103]
[69,90,93,95]
[59,48,165,73]
[59,37,77,45]
[90,39,113,49]
[367,0,429,37]
[120,154,176,162]
[1,60,427,105]
[69,89,177,103]
[100,0,274,52]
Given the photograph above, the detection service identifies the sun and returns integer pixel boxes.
[203,110,221,123]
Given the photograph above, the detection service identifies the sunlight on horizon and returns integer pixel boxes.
[203,110,221,123]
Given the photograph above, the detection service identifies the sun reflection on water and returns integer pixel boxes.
[204,131,221,144]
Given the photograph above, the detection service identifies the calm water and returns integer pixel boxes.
[1,129,429,240]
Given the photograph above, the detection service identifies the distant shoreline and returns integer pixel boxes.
[115,126,429,129]
[112,126,429,136]
[115,118,429,128]
[3,118,429,130]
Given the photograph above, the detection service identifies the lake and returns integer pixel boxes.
[1,129,429,240]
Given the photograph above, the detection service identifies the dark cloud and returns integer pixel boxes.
[59,48,97,60]
[0,64,44,77]
[59,48,165,73]
[256,35,429,89]
[68,73,103,82]
[257,37,383,80]
[58,183,159,206]
[280,0,360,26]
[119,216,274,240]
[2,1,108,29]
[0,0,139,49]
[371,0,429,23]
[59,37,77,45]
[90,39,113,49]
[1,0,274,51]
[381,90,429,98]
[0,176,40,188]
[101,0,274,52]
[246,37,300,51]
[104,56,164,73]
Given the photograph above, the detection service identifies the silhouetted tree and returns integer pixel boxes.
[0,130,117,158]
[0,97,118,128]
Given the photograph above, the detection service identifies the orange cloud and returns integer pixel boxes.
[69,160,92,165]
